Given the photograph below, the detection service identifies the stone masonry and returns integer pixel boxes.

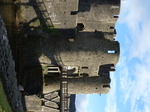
[0,16,24,112]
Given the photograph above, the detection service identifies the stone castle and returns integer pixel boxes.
[0,0,120,112]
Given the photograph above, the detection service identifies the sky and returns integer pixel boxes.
[76,0,150,112]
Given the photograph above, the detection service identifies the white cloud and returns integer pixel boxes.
[75,94,89,112]
[116,1,150,112]
[119,0,150,60]
[116,48,150,112]
[117,55,134,103]
[130,21,150,60]
[130,63,150,112]
[104,74,118,112]
[119,0,150,29]
[144,105,150,112]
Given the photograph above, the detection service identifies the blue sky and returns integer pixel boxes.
[76,0,150,112]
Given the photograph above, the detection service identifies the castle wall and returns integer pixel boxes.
[43,76,110,94]
[16,0,121,96]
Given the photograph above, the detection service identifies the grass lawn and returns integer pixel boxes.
[0,80,12,112]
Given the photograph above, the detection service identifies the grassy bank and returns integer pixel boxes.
[0,80,12,112]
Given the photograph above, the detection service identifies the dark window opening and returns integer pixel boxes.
[70,11,78,15]
[114,15,119,18]
[114,29,117,34]
[82,66,88,69]
[110,26,114,29]
[103,85,110,88]
[80,73,89,77]
[77,23,85,31]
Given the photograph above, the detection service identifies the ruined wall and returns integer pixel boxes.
[0,16,24,112]
[16,0,120,96]
[43,75,110,94]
